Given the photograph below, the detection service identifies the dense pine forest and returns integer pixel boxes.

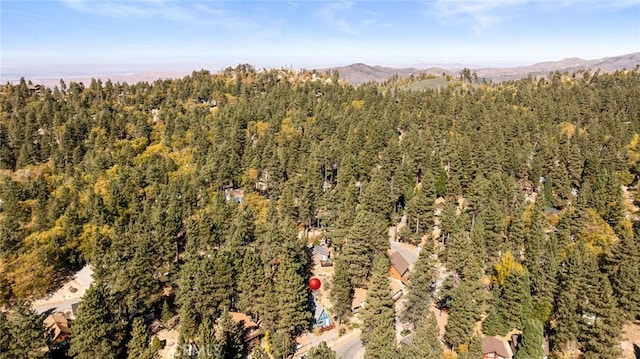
[1,65,639,359]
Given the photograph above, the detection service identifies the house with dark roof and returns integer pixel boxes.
[312,245,332,267]
[28,84,42,94]
[482,336,513,359]
[389,251,410,283]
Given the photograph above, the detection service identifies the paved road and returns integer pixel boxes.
[334,332,364,359]
[33,297,80,316]
[31,265,93,318]
[293,328,339,358]
[388,215,419,267]
[394,297,408,341]
[390,240,419,266]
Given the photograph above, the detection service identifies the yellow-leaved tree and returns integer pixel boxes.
[494,251,524,287]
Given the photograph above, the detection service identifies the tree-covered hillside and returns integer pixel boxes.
[1,66,639,358]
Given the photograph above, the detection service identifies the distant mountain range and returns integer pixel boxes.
[322,52,640,84]
[4,53,639,88]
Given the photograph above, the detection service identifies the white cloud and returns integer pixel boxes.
[431,0,526,32]
[60,0,195,21]
[59,0,288,37]
[316,1,381,35]
[430,0,638,32]
[317,2,359,35]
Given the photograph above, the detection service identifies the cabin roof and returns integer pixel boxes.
[229,312,258,328]
[390,251,410,276]
[482,336,511,358]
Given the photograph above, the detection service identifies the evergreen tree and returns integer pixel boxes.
[552,161,571,204]
[69,283,119,359]
[553,241,596,356]
[401,311,442,359]
[444,281,479,349]
[447,232,473,278]
[196,315,219,358]
[127,317,157,359]
[435,169,448,198]
[268,331,289,359]
[299,164,321,227]
[341,210,385,287]
[279,181,298,222]
[445,219,486,349]
[307,341,337,359]
[580,274,622,359]
[228,203,256,248]
[517,319,544,359]
[112,234,160,317]
[360,254,398,359]
[467,216,488,272]
[565,142,583,189]
[507,203,525,256]
[329,257,353,323]
[201,252,234,319]
[250,346,269,359]
[274,257,312,334]
[530,232,559,323]
[480,200,506,262]
[467,334,484,359]
[439,199,459,246]
[482,305,509,336]
[5,301,45,359]
[0,310,11,359]
[255,280,279,332]
[406,183,435,235]
[0,178,27,256]
[542,175,554,207]
[330,178,359,246]
[607,227,640,320]
[237,247,265,317]
[497,269,532,331]
[359,169,392,223]
[456,334,483,359]
[402,244,436,324]
[176,253,201,339]
[161,300,172,325]
[218,310,246,359]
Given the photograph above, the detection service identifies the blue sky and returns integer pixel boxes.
[1,0,640,76]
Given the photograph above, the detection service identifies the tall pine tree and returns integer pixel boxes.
[69,283,119,359]
[5,301,45,359]
[360,254,398,359]
[402,244,436,324]
[401,311,442,359]
[580,274,622,359]
[127,317,157,359]
[307,341,337,359]
[329,257,354,323]
[517,319,544,359]
[274,257,312,334]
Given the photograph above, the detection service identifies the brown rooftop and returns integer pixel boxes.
[44,313,71,343]
[352,288,367,309]
[229,312,258,329]
[390,251,410,276]
[482,336,511,358]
